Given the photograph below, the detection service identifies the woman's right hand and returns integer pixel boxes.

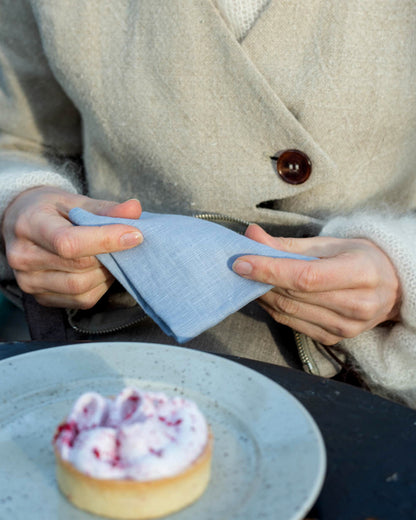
[2,186,143,309]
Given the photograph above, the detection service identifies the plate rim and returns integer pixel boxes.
[0,341,326,519]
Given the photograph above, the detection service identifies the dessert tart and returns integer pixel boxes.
[53,387,213,519]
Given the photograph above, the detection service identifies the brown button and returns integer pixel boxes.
[273,149,312,185]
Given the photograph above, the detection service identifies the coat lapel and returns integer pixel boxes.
[202,0,337,191]
[33,0,336,222]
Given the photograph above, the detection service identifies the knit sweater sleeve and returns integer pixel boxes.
[320,212,416,408]
[0,0,83,280]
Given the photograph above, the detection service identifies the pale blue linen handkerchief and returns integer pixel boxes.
[69,208,315,343]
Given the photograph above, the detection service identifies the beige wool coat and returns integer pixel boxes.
[1,0,416,406]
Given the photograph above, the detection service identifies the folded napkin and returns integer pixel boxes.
[69,208,315,343]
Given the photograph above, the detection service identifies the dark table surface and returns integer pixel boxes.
[1,340,415,520]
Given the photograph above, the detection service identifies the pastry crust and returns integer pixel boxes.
[54,431,213,519]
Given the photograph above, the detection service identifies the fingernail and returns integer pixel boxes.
[120,231,143,247]
[232,260,253,276]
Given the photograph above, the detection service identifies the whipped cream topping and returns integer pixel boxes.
[53,387,209,480]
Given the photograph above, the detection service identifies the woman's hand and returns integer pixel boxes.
[2,186,143,309]
[232,224,402,345]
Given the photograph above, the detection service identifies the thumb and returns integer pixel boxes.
[67,197,144,254]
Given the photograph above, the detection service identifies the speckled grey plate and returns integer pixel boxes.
[0,342,326,519]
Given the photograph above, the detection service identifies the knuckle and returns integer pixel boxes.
[6,246,24,270]
[65,274,91,295]
[263,259,284,285]
[269,309,291,327]
[77,293,100,310]
[75,256,97,270]
[52,229,80,259]
[353,253,379,287]
[259,301,286,324]
[333,321,362,340]
[13,214,30,238]
[347,322,365,338]
[361,268,379,288]
[35,295,54,307]
[335,326,349,339]
[16,276,34,295]
[100,233,114,253]
[6,240,36,271]
[293,264,318,292]
[318,332,342,346]
[272,293,300,316]
[355,299,377,321]
[272,236,295,250]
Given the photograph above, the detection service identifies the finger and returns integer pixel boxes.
[232,253,374,293]
[34,279,114,310]
[22,211,143,258]
[245,224,352,257]
[16,265,113,296]
[99,199,142,219]
[52,192,141,220]
[6,239,101,273]
[273,287,383,322]
[259,290,368,339]
[257,300,342,346]
[58,195,142,221]
[5,188,145,260]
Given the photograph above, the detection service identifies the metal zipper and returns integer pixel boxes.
[66,308,150,335]
[293,330,318,375]
[193,212,251,233]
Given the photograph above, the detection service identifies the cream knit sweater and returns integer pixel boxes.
[216,0,269,40]
[1,0,415,407]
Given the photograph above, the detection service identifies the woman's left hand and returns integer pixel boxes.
[232,224,402,345]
